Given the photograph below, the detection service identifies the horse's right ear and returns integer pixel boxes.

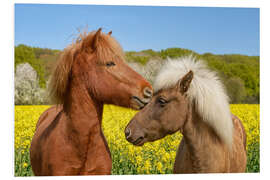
[178,70,193,94]
[91,28,102,50]
[108,31,112,36]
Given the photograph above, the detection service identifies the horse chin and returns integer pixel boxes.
[130,104,144,110]
[132,137,145,146]
[130,96,148,110]
[134,141,145,146]
[146,135,164,143]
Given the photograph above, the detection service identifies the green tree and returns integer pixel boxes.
[225,77,246,103]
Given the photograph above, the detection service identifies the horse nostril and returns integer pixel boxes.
[143,87,153,98]
[125,128,131,138]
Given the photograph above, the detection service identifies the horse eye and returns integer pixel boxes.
[157,97,168,107]
[106,61,116,67]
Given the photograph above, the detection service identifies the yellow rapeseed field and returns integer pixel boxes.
[14,104,260,176]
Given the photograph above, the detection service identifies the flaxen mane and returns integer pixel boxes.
[154,56,233,147]
[49,29,125,104]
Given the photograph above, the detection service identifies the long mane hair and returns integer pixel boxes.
[48,29,125,104]
[154,56,233,147]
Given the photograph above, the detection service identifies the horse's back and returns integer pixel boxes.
[35,105,62,129]
[230,114,247,172]
[232,114,247,150]
[174,114,247,173]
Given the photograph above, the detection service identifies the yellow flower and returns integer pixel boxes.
[23,163,28,168]
[144,160,151,174]
[136,155,143,164]
[157,162,163,173]
[15,104,259,174]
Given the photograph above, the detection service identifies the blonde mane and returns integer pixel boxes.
[154,56,233,147]
[49,29,125,104]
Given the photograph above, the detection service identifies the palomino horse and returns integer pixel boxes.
[125,57,247,173]
[30,28,153,175]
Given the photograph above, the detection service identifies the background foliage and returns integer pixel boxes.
[14,44,259,104]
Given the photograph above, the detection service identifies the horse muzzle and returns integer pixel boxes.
[125,126,146,146]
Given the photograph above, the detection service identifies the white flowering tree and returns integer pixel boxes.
[15,63,47,105]
[127,62,146,77]
[128,59,163,84]
[143,59,164,84]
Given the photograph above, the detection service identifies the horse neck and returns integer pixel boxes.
[181,105,223,171]
[63,78,104,147]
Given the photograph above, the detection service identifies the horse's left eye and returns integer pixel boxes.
[157,97,168,107]
[106,61,116,67]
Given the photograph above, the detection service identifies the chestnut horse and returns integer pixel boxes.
[30,28,153,175]
[125,57,247,173]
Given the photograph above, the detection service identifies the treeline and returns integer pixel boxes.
[14,45,259,104]
[15,44,60,88]
[126,48,259,104]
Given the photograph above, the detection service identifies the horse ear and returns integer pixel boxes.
[108,31,112,36]
[178,70,193,94]
[92,28,102,50]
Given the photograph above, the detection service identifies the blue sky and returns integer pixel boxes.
[15,4,259,56]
